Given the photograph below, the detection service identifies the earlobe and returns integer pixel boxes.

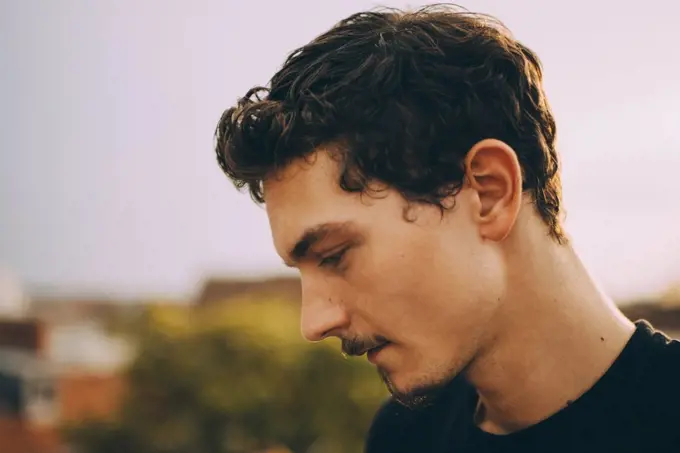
[465,139,523,241]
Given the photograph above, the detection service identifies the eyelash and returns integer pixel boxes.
[319,247,349,269]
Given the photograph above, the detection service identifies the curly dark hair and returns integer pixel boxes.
[215,4,565,242]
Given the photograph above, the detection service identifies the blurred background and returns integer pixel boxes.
[1,0,679,452]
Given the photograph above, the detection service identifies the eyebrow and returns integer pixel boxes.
[285,221,356,267]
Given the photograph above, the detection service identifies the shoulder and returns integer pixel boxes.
[636,321,680,385]
[364,398,415,453]
[364,397,445,453]
[646,325,680,391]
[364,378,473,453]
[627,322,680,437]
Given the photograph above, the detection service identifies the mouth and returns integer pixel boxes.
[366,342,389,364]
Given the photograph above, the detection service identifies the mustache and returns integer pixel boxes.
[341,335,390,356]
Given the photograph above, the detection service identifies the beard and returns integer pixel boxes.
[377,366,454,409]
[342,335,468,409]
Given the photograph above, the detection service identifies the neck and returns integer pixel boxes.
[464,222,635,435]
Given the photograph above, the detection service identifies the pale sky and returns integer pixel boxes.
[1,0,679,301]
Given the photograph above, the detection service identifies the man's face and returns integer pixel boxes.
[264,150,505,406]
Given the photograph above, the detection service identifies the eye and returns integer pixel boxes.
[319,247,349,269]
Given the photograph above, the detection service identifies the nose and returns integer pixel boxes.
[300,288,349,342]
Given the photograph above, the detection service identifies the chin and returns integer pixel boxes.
[378,367,454,409]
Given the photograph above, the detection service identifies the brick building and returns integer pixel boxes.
[0,318,131,453]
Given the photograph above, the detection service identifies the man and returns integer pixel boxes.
[214,5,680,452]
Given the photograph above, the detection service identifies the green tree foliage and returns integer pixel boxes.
[64,297,387,453]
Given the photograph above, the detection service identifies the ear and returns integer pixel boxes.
[464,139,523,242]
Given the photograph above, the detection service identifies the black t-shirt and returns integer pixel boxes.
[365,321,680,453]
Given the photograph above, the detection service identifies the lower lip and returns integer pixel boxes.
[367,343,389,364]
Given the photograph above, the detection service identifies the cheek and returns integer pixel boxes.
[349,229,502,342]
[349,236,452,329]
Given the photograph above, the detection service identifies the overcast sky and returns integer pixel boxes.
[1,0,679,301]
